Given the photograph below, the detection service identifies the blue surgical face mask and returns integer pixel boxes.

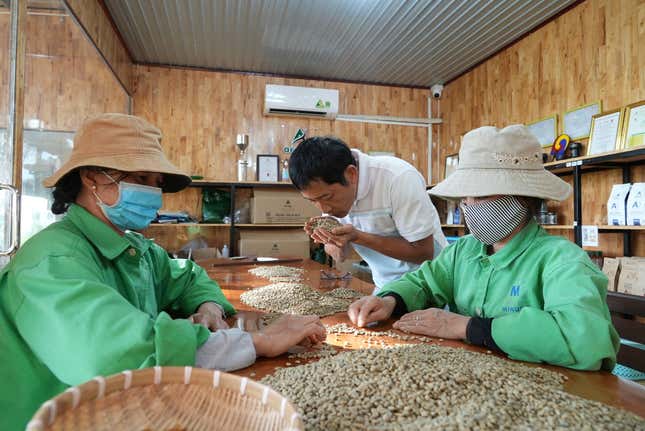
[93,172,162,231]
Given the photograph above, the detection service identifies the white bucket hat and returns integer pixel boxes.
[430,124,571,201]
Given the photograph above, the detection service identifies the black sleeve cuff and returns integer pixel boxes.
[382,293,408,317]
[466,317,503,353]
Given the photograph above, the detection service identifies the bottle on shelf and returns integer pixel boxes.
[453,206,461,225]
[221,244,230,258]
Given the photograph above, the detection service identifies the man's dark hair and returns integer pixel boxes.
[288,136,356,190]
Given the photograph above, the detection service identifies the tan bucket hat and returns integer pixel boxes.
[43,113,191,193]
[430,124,571,201]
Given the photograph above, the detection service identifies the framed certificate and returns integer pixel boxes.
[527,115,558,148]
[587,109,624,155]
[444,153,459,179]
[256,154,279,182]
[621,100,645,149]
[563,101,602,140]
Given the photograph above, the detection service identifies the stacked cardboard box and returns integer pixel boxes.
[239,229,310,258]
[603,257,645,296]
[251,189,320,224]
[616,257,645,296]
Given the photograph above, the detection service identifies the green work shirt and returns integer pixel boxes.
[0,204,235,430]
[378,220,619,371]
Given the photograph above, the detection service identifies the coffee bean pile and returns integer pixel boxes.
[309,216,342,232]
[240,282,354,317]
[262,344,644,430]
[248,265,304,281]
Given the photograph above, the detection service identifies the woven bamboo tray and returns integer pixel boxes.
[27,366,303,431]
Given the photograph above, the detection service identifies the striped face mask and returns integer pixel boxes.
[462,196,529,245]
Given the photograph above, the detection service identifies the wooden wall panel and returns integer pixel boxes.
[63,0,133,95]
[133,66,431,213]
[24,12,129,130]
[0,11,129,130]
[0,10,9,128]
[437,0,645,257]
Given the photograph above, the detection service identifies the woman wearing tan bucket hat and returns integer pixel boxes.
[0,113,325,431]
[349,124,619,371]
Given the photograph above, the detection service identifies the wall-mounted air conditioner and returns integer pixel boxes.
[264,84,339,119]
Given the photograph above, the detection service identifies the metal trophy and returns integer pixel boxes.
[236,134,249,181]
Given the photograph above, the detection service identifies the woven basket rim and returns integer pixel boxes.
[27,366,303,431]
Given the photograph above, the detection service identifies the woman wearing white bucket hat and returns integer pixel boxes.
[0,113,326,431]
[348,125,619,371]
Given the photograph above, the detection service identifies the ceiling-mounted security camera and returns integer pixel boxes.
[431,84,444,99]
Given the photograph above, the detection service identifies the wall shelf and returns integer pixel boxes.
[441,224,465,228]
[190,179,295,188]
[544,146,645,175]
[236,224,305,228]
[598,225,645,231]
[149,223,230,227]
[541,225,574,230]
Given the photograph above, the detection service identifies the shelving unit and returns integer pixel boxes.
[544,146,645,255]
[187,180,302,256]
[540,225,574,230]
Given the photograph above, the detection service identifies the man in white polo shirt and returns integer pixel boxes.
[289,136,447,292]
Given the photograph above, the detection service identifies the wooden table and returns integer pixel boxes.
[202,259,645,418]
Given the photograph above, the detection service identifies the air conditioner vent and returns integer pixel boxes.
[264,84,339,120]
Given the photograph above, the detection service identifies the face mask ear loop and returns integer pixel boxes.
[92,187,105,206]
[93,171,120,207]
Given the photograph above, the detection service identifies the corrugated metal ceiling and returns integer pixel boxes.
[103,0,577,88]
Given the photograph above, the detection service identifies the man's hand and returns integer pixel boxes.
[251,315,326,358]
[189,302,229,331]
[315,224,360,249]
[393,308,470,340]
[324,243,347,262]
[348,295,396,327]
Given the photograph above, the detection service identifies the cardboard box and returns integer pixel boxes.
[602,257,620,292]
[616,258,645,296]
[251,189,320,224]
[239,230,310,258]
[607,183,631,226]
[626,182,645,226]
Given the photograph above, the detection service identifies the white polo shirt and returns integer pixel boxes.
[338,150,447,291]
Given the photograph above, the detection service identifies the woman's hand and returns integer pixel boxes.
[251,315,326,358]
[393,308,470,340]
[189,302,229,331]
[347,296,396,327]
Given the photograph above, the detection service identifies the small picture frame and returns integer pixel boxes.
[444,153,459,179]
[587,108,624,156]
[621,99,645,150]
[256,154,280,182]
[563,101,602,140]
[527,114,558,148]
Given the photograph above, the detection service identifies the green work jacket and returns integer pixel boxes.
[0,204,235,430]
[378,220,619,371]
